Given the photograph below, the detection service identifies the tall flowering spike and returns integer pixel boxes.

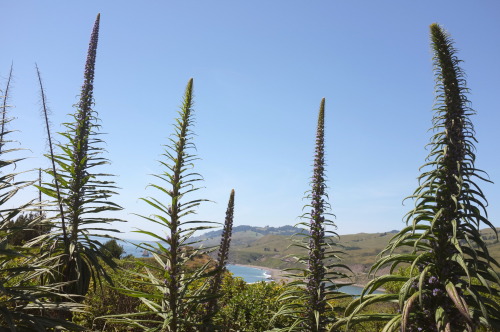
[164,79,195,332]
[306,98,328,332]
[68,13,100,236]
[273,98,348,332]
[205,189,235,324]
[341,24,500,332]
[215,189,235,277]
[109,78,216,330]
[40,14,122,301]
[78,13,99,120]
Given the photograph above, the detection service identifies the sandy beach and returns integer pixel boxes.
[231,264,294,283]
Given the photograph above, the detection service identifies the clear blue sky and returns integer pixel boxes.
[2,1,500,240]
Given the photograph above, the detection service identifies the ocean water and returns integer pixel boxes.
[337,285,384,296]
[120,239,159,258]
[227,264,272,283]
[226,264,384,296]
[118,244,384,297]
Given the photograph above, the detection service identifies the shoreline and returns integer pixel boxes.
[229,264,382,290]
[230,263,294,283]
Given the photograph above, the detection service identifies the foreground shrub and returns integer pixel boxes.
[213,275,292,331]
[73,259,154,331]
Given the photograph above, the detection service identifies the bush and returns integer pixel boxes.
[213,275,293,331]
[101,239,125,260]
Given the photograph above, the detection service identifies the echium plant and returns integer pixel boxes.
[204,189,235,330]
[0,67,83,330]
[307,98,329,331]
[340,24,500,332]
[275,99,349,332]
[106,78,214,331]
[40,13,121,299]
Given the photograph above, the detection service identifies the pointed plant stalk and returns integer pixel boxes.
[306,98,328,332]
[40,13,122,300]
[160,79,197,332]
[0,63,12,154]
[35,64,68,251]
[340,23,500,332]
[205,189,235,328]
[67,12,100,245]
[274,99,349,332]
[103,78,215,331]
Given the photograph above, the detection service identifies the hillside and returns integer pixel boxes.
[191,225,306,248]
[199,225,500,283]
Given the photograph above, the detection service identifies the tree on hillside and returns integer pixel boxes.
[339,23,500,332]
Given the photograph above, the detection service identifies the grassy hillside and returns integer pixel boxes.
[199,226,500,281]
[478,227,500,264]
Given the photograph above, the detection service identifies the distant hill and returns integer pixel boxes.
[195,225,500,283]
[197,224,306,239]
[191,225,306,248]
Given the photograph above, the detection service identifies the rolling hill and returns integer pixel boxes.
[195,225,500,283]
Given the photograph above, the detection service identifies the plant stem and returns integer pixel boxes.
[35,64,69,252]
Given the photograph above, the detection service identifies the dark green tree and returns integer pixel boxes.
[101,239,125,260]
[7,212,51,246]
[339,24,500,332]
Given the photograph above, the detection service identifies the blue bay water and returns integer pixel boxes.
[120,239,159,258]
[337,285,384,296]
[227,264,384,296]
[119,242,384,297]
[227,264,272,283]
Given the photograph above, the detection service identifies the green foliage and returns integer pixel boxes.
[7,213,51,246]
[383,267,414,295]
[101,239,125,260]
[73,258,155,331]
[213,276,292,331]
[2,14,500,332]
[339,23,500,332]
[80,269,298,332]
[0,67,84,331]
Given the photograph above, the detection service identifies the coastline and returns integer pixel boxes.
[230,263,294,283]
[229,264,382,290]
